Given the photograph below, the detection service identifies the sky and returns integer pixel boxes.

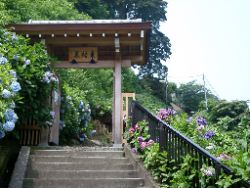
[160,0,250,101]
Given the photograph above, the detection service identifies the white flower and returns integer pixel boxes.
[201,166,215,177]
[205,143,215,150]
[50,111,55,119]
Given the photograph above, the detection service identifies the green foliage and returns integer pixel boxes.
[143,144,173,186]
[122,68,142,93]
[216,173,240,188]
[59,74,93,145]
[69,0,109,19]
[136,93,166,113]
[171,155,199,188]
[0,1,11,26]
[57,69,113,117]
[1,0,89,24]
[208,100,249,131]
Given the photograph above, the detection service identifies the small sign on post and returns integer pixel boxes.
[69,47,98,63]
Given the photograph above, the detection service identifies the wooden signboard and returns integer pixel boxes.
[69,47,98,63]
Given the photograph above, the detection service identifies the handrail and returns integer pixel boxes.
[130,101,250,188]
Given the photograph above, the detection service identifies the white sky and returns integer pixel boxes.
[161,0,250,101]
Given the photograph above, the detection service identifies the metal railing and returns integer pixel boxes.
[129,101,250,188]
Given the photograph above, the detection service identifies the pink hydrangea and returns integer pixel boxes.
[129,127,135,134]
[140,141,147,150]
[134,123,139,130]
[146,139,154,147]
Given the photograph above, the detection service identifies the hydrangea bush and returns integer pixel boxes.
[125,107,249,187]
[59,83,93,144]
[0,28,58,138]
[0,54,21,138]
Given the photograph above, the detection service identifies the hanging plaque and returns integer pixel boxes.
[68,47,98,63]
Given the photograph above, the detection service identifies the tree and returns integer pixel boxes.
[0,0,88,25]
[208,100,250,131]
[69,0,109,19]
[101,0,171,79]
[175,81,217,114]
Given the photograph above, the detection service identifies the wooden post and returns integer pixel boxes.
[113,60,122,146]
[39,126,49,146]
[112,71,115,142]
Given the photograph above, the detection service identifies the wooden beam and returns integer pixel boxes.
[53,60,131,68]
[45,36,141,46]
[10,22,151,34]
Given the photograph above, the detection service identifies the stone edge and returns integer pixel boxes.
[9,146,30,188]
[124,144,160,188]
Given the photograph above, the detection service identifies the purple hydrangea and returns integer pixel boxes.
[137,136,145,143]
[204,130,215,139]
[3,121,15,132]
[2,89,11,98]
[217,153,231,161]
[10,81,21,93]
[157,108,176,120]
[146,139,154,147]
[131,148,137,153]
[197,116,207,126]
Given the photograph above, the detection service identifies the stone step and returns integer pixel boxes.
[28,162,134,171]
[33,146,123,151]
[23,178,145,188]
[29,155,128,163]
[26,169,138,178]
[31,150,124,158]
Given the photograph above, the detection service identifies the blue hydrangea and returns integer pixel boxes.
[13,54,19,60]
[0,55,8,65]
[9,70,17,78]
[10,81,21,93]
[3,121,15,132]
[9,102,16,109]
[0,130,5,139]
[4,109,18,123]
[79,101,84,109]
[2,89,11,98]
[11,34,18,41]
[24,59,31,65]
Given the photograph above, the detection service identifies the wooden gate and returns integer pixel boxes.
[18,118,41,146]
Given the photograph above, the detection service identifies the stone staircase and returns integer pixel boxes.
[21,147,153,188]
